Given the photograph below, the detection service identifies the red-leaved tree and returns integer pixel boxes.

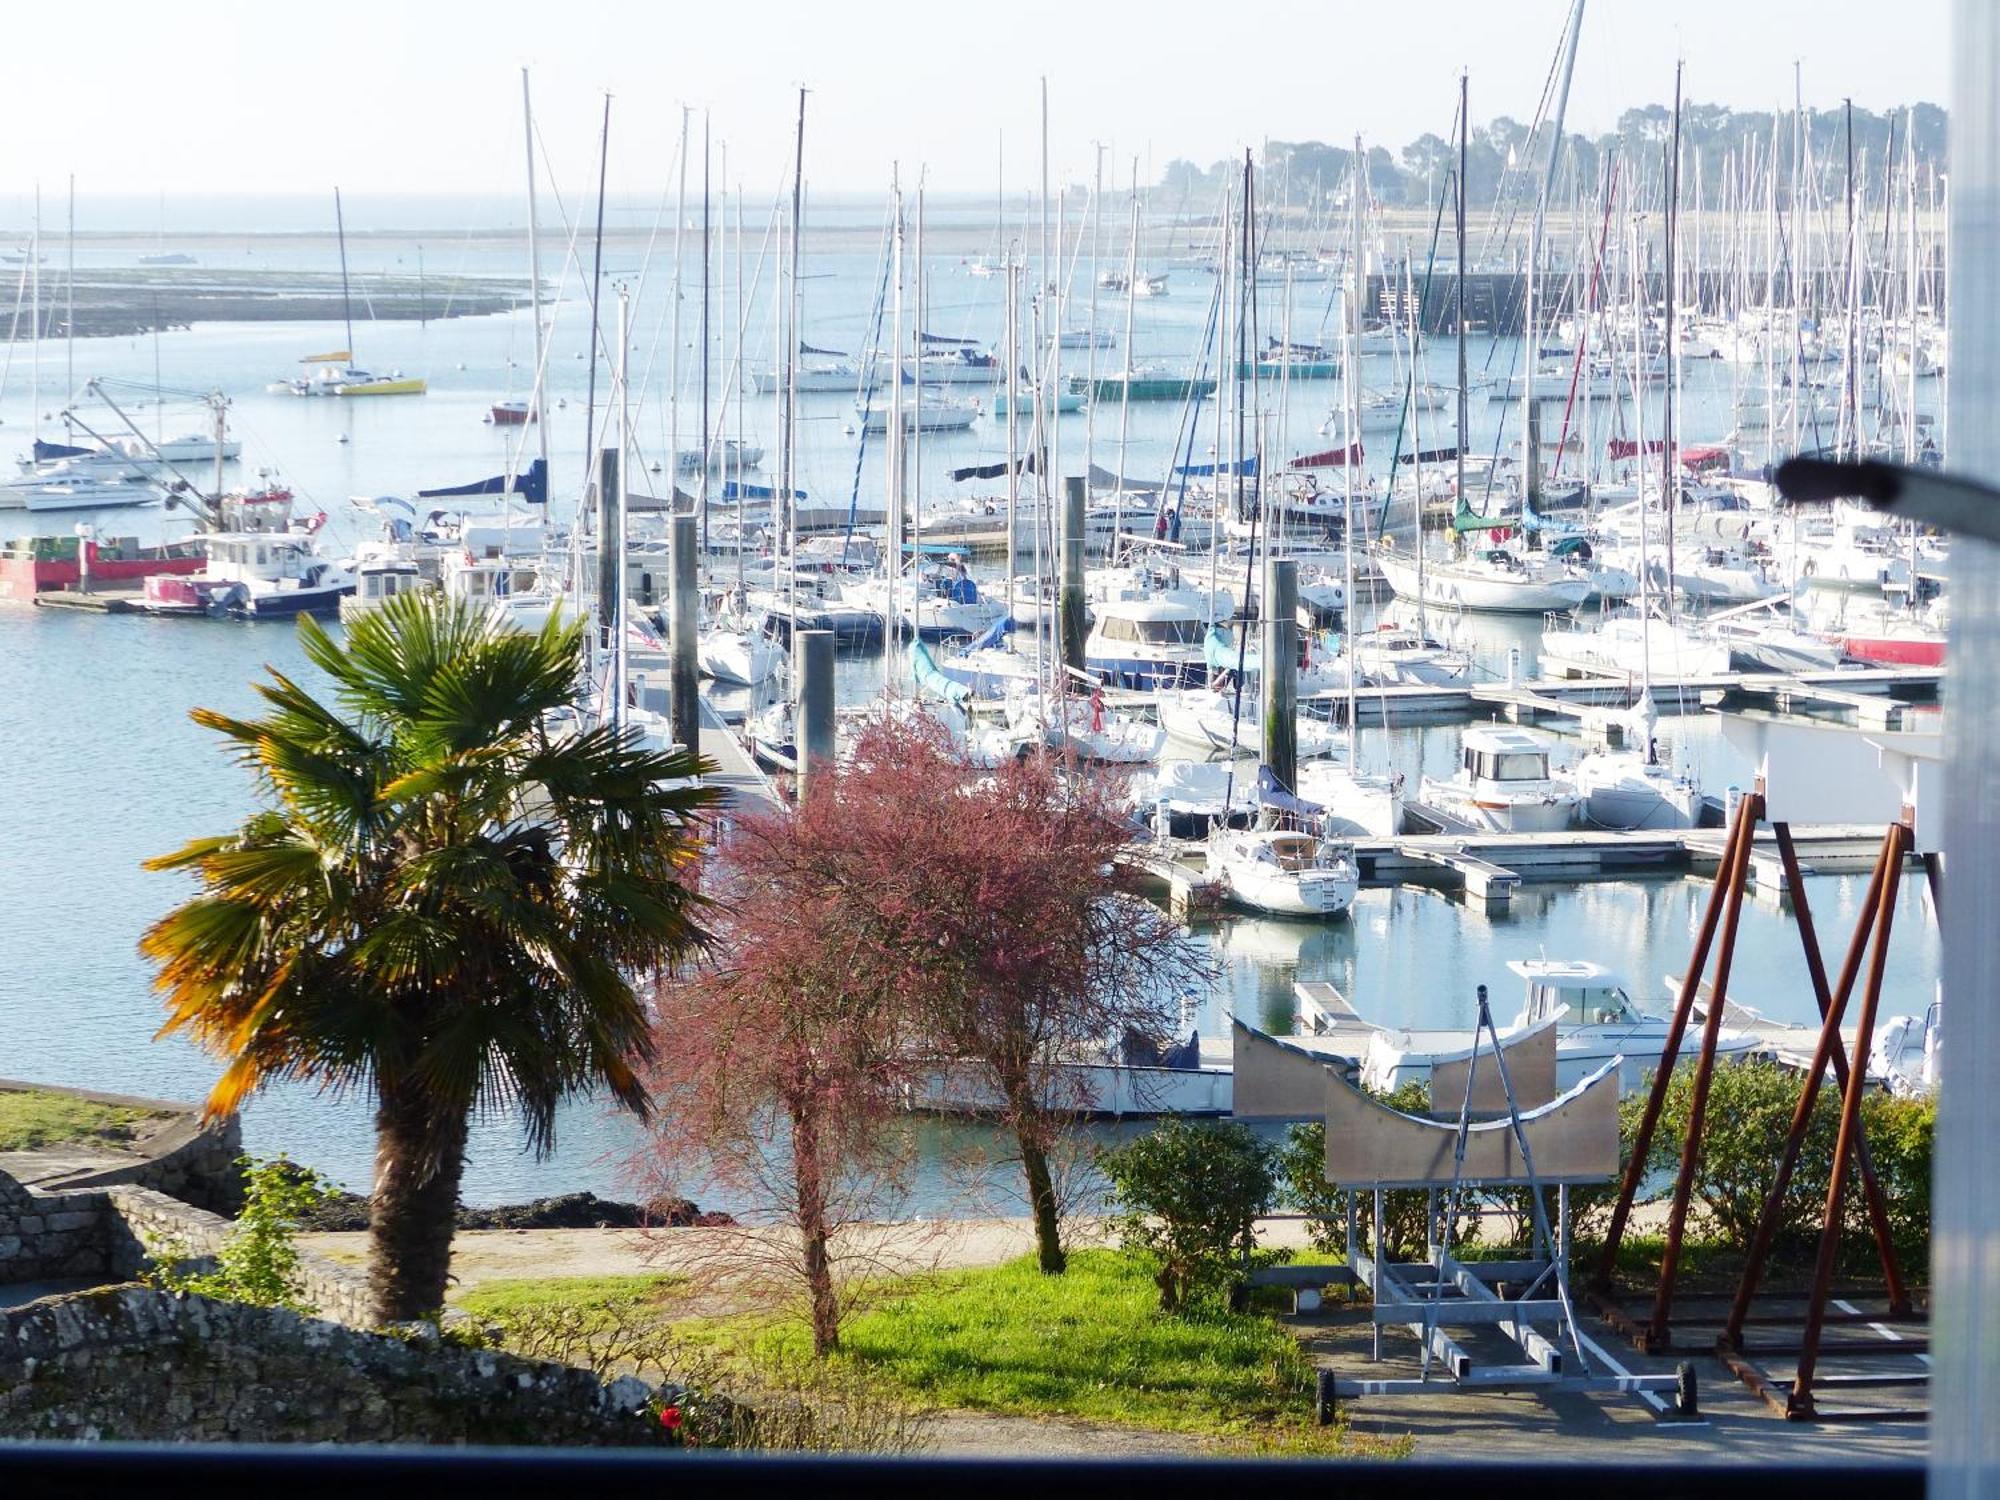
[830,712,1210,1274]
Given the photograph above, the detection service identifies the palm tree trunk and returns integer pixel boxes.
[368,1075,471,1325]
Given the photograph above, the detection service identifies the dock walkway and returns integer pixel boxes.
[696,700,783,815]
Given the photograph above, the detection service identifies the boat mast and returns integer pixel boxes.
[886,178,905,696]
[521,69,551,479]
[64,176,74,410]
[1005,253,1019,632]
[1343,139,1364,769]
[784,88,807,585]
[1663,64,1682,613]
[668,105,687,524]
[700,114,711,551]
[612,286,631,733]
[30,186,39,443]
[1455,74,1469,552]
[1114,179,1140,555]
[334,186,356,370]
[581,94,611,466]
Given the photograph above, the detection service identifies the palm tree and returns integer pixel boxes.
[143,594,719,1324]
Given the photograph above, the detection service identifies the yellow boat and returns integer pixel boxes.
[333,376,428,397]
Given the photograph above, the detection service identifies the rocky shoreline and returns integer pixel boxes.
[295,1189,734,1234]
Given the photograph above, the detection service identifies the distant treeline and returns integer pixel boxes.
[1159,102,1949,211]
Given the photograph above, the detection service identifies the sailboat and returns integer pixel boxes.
[286,189,426,398]
[1568,72,1704,833]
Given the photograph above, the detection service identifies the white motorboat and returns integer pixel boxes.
[1205,826,1359,917]
[11,477,163,512]
[1359,959,1768,1096]
[675,439,765,476]
[1419,725,1579,833]
[1374,543,1592,614]
[338,558,426,622]
[1084,596,1212,690]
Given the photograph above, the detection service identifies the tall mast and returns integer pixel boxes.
[334,185,355,365]
[700,114,711,548]
[1844,97,1859,460]
[612,286,630,733]
[521,69,551,477]
[1455,74,1469,528]
[886,180,906,695]
[64,176,74,406]
[669,105,687,519]
[1663,63,1683,596]
[581,94,611,466]
[1343,139,1365,768]
[1114,179,1140,555]
[1005,256,1019,631]
[784,88,807,569]
[30,186,39,441]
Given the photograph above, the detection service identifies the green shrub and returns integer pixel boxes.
[154,1155,331,1312]
[1097,1120,1276,1312]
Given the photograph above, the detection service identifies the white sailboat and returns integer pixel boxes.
[1204,826,1359,918]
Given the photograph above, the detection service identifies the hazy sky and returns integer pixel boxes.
[3,0,1950,204]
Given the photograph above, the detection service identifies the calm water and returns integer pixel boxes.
[0,241,1944,1211]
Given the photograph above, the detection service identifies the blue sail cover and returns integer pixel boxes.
[1175,456,1260,478]
[965,615,1016,653]
[722,481,808,501]
[417,456,548,505]
[1256,765,1325,816]
[33,438,93,462]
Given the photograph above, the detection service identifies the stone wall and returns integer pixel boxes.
[103,1186,374,1327]
[0,1080,246,1215]
[0,1284,676,1446]
[0,1168,371,1326]
[0,1170,111,1285]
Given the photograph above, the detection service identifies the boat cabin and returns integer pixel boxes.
[1506,959,1644,1028]
[1460,726,1556,784]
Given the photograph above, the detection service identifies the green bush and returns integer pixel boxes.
[154,1155,331,1312]
[1097,1120,1277,1313]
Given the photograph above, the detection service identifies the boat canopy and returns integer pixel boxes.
[418,456,548,506]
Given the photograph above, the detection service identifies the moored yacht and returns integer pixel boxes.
[1419,725,1579,833]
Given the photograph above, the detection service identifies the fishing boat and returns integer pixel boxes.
[1204,826,1359,918]
[141,531,355,618]
[0,532,204,602]
[1419,725,1579,833]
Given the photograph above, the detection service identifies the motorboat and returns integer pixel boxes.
[9,477,163,513]
[141,531,355,618]
[1205,825,1359,917]
[1359,960,1767,1096]
[676,439,765,476]
[1419,725,1579,833]
[1084,596,1211,689]
[1347,622,1470,685]
[490,400,536,426]
[338,558,426,623]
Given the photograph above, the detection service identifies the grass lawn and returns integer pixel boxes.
[457,1273,688,1321]
[461,1250,1404,1454]
[0,1088,167,1152]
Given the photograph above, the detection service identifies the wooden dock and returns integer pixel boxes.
[696,700,784,815]
[1302,664,1941,731]
[1125,822,1910,916]
[31,587,146,614]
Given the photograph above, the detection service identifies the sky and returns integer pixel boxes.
[0,0,1951,210]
